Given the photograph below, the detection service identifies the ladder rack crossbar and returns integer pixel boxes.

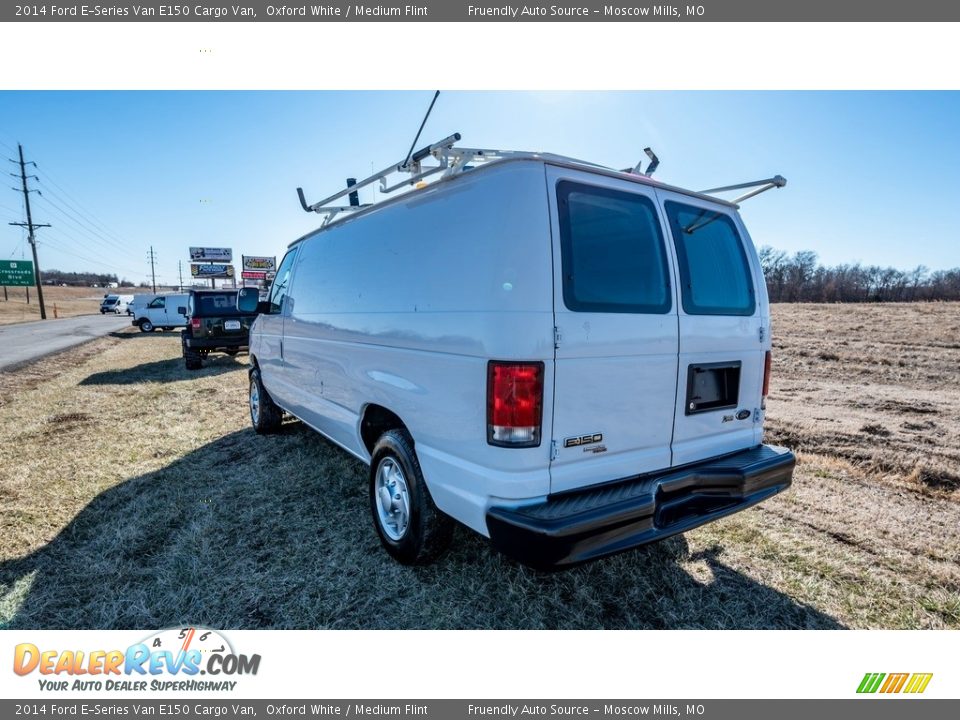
[700,175,787,195]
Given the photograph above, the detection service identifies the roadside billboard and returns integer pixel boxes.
[242,255,276,272]
[189,247,233,263]
[191,263,235,279]
[0,259,34,286]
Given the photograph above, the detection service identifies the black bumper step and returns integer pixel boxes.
[486,444,795,570]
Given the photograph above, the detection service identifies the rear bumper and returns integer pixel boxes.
[185,335,248,350]
[486,444,795,570]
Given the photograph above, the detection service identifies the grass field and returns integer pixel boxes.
[0,303,957,629]
[0,286,158,325]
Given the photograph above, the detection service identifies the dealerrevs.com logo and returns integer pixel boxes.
[857,673,933,694]
[13,627,260,692]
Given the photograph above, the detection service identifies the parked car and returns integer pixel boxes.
[100,294,133,314]
[180,289,256,370]
[130,293,188,332]
[239,147,795,569]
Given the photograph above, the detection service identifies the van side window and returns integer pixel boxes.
[148,297,165,309]
[269,248,299,314]
[665,202,755,316]
[557,181,671,314]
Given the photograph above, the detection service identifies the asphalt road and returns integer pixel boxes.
[0,314,132,371]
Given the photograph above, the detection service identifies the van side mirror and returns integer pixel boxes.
[177,306,187,316]
[237,287,260,314]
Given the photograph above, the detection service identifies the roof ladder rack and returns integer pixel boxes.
[296,133,520,226]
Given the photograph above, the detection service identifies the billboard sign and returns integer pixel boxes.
[241,270,267,280]
[189,247,232,263]
[191,263,235,279]
[242,255,276,272]
[0,259,35,286]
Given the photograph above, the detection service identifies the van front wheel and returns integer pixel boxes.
[249,367,282,434]
[369,429,453,565]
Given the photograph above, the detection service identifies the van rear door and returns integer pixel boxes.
[655,190,766,466]
[546,165,680,494]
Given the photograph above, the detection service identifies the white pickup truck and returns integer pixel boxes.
[239,139,795,569]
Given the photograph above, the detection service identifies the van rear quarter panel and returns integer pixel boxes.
[281,161,555,533]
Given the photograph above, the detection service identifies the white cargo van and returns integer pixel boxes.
[131,293,189,332]
[239,137,795,569]
[100,294,134,314]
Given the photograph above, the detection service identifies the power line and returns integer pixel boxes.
[34,180,129,253]
[35,193,129,256]
[39,228,145,278]
[26,152,134,249]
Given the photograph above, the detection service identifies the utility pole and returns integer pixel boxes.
[147,246,157,292]
[8,144,51,319]
[178,260,184,291]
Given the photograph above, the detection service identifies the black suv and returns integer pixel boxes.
[180,289,257,370]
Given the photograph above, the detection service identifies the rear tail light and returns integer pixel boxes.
[761,350,772,408]
[191,318,201,329]
[487,361,544,448]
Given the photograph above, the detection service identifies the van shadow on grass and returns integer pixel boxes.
[0,425,845,630]
[108,330,183,340]
[79,354,246,385]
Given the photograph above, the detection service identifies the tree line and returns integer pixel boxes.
[40,269,136,287]
[758,247,960,303]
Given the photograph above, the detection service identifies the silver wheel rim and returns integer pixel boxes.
[143,322,152,331]
[375,457,410,541]
[250,380,261,424]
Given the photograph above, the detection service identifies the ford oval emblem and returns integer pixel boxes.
[736,409,751,421]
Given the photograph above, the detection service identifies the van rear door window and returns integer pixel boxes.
[557,181,671,314]
[665,201,756,316]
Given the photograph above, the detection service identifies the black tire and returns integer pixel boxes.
[183,346,202,371]
[249,366,282,434]
[369,429,454,565]
[139,319,155,333]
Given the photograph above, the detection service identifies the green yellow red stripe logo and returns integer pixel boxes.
[857,673,933,694]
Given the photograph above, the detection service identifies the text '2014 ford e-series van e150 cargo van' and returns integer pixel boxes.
[238,136,796,570]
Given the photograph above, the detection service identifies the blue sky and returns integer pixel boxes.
[0,91,958,285]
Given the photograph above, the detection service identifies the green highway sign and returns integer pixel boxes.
[0,260,35,286]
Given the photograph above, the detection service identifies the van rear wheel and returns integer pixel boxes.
[249,367,282,434]
[369,429,453,565]
[139,320,155,333]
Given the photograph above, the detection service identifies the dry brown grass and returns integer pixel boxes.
[0,303,957,629]
[766,302,960,493]
[0,286,157,325]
